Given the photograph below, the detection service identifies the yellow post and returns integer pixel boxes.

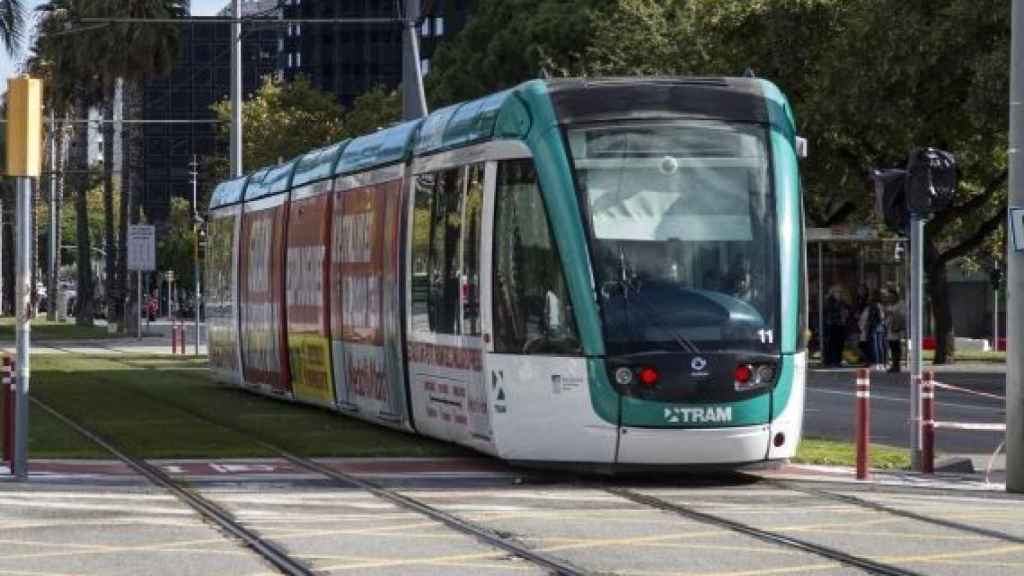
[6,76,43,178]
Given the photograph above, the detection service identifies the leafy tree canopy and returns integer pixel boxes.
[212,75,347,175]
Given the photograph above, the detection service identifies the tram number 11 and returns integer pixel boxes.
[758,329,774,345]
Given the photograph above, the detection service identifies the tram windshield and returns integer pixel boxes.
[567,121,779,356]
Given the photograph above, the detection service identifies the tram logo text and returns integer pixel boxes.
[664,406,732,424]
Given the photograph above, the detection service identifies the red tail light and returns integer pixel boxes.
[637,367,659,387]
[734,364,753,384]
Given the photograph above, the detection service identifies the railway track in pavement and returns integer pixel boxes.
[32,355,591,576]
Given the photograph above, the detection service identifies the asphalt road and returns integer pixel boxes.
[805,365,1006,461]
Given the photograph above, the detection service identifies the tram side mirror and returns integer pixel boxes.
[795,136,808,159]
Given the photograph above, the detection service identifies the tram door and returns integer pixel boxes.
[406,163,494,453]
[480,159,616,463]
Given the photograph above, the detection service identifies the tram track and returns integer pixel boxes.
[756,477,1024,546]
[604,487,928,576]
[29,396,320,576]
[37,354,591,576]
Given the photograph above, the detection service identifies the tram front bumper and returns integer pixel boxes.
[616,424,771,465]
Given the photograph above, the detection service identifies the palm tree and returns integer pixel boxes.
[35,1,102,326]
[104,1,187,334]
[35,1,186,329]
[0,0,24,55]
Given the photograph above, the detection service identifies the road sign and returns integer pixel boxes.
[1011,207,1024,252]
[127,225,156,271]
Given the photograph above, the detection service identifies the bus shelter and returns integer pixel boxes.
[807,227,909,357]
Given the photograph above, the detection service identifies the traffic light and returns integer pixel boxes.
[906,147,957,216]
[872,147,958,234]
[872,169,909,235]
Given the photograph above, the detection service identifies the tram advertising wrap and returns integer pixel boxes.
[286,180,334,405]
[240,201,290,394]
[208,77,807,468]
[331,178,408,423]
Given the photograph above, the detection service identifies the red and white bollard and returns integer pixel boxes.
[855,368,871,480]
[922,370,936,474]
[3,356,14,466]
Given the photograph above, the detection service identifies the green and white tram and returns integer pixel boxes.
[206,77,807,467]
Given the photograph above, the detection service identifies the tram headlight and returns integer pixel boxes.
[614,367,634,386]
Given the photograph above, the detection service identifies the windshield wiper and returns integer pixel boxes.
[602,247,700,354]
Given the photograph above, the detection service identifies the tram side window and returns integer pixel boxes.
[411,167,466,336]
[493,160,580,355]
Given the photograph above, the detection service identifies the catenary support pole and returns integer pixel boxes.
[14,177,31,481]
[401,0,429,121]
[1006,0,1024,493]
[47,108,57,322]
[191,156,200,356]
[909,216,924,470]
[230,0,243,178]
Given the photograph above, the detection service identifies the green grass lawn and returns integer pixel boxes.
[794,437,910,469]
[16,353,466,459]
[0,317,118,341]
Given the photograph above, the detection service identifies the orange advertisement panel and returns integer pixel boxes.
[285,188,335,405]
[330,179,406,422]
[240,204,291,394]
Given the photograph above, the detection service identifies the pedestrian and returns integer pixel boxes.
[857,294,873,366]
[868,291,888,371]
[886,289,906,372]
[823,285,847,366]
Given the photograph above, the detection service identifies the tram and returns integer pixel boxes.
[205,77,808,466]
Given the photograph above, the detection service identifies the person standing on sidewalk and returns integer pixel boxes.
[823,286,848,366]
[886,289,907,372]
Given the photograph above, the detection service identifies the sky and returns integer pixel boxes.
[0,1,228,95]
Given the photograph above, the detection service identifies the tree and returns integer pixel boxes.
[157,197,196,293]
[34,1,98,325]
[683,0,1010,362]
[426,0,679,107]
[0,0,24,55]
[101,1,186,334]
[343,86,401,137]
[211,75,347,176]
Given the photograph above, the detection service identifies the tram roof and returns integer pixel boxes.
[240,166,273,200]
[292,141,349,187]
[209,174,249,209]
[413,89,514,156]
[245,161,296,201]
[334,120,421,176]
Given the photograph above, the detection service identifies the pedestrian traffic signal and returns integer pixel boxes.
[872,169,909,235]
[905,147,957,216]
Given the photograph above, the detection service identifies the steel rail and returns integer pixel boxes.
[607,487,927,576]
[65,356,589,576]
[29,397,318,576]
[758,477,1024,545]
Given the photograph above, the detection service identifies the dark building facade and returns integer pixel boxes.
[281,0,473,107]
[140,16,280,221]
[141,2,473,220]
